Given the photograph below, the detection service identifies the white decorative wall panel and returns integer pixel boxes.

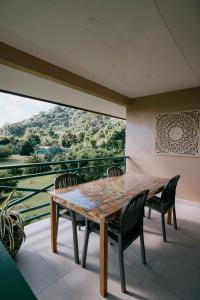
[155,111,200,156]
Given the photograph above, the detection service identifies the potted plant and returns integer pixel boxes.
[0,191,26,257]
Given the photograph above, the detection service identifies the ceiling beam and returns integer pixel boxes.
[0,42,130,106]
[128,85,200,105]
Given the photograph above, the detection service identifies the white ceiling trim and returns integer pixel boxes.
[0,64,126,119]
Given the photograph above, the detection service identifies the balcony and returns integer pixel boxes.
[0,156,127,224]
[14,200,200,300]
[1,1,200,299]
[1,157,200,299]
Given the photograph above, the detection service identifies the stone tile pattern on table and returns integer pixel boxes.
[49,173,168,223]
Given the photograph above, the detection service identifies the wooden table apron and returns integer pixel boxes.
[49,173,169,297]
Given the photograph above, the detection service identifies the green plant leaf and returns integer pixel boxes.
[0,214,6,239]
[5,223,14,252]
[5,215,13,235]
[0,190,26,253]
[1,190,15,213]
[12,218,26,242]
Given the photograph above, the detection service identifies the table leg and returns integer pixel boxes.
[51,197,57,253]
[100,222,108,297]
[167,208,172,225]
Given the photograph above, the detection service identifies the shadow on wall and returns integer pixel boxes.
[126,156,146,174]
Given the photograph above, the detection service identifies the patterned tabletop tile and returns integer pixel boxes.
[49,173,168,223]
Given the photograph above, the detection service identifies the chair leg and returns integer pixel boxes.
[161,213,166,242]
[173,206,177,230]
[119,244,126,293]
[56,204,60,241]
[71,211,79,264]
[148,207,151,219]
[81,220,90,268]
[140,232,146,265]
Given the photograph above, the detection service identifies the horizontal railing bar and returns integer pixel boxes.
[24,212,50,224]
[5,161,123,206]
[0,156,128,170]
[9,183,54,207]
[0,156,127,226]
[0,186,50,193]
[20,202,50,214]
[0,162,123,181]
[0,168,80,181]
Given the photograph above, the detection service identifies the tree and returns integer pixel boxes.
[24,128,41,146]
[64,147,114,182]
[45,145,65,161]
[1,104,126,163]
[20,140,34,156]
[76,131,85,143]
[60,130,77,148]
[3,124,25,137]
[106,127,125,152]
[48,127,55,137]
[0,145,12,159]
[90,139,97,148]
[0,136,10,145]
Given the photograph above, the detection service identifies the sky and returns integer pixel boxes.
[0,92,55,128]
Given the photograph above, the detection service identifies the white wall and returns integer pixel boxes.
[126,88,200,202]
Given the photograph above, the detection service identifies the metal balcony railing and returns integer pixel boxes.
[0,156,128,225]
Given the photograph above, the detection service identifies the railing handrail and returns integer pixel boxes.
[0,155,128,224]
[0,156,129,170]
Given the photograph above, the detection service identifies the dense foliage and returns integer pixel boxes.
[0,105,125,222]
[1,105,125,160]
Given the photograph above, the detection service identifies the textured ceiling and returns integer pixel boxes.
[0,0,200,99]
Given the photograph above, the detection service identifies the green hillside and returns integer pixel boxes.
[1,105,125,160]
[0,105,125,222]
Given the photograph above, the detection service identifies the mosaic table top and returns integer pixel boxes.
[49,173,168,223]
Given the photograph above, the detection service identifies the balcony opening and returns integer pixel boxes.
[0,90,126,224]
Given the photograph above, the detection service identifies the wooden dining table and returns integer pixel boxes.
[49,172,169,297]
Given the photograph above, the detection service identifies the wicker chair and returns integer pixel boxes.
[55,173,85,264]
[146,175,180,242]
[81,190,149,293]
[107,165,123,177]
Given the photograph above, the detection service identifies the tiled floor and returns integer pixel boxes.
[15,200,200,300]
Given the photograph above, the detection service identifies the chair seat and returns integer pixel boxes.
[146,196,162,212]
[146,196,172,213]
[89,221,119,243]
[58,204,85,226]
[88,219,141,248]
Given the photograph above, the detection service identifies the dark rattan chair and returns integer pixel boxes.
[146,175,180,242]
[55,173,85,264]
[81,190,149,293]
[107,165,123,177]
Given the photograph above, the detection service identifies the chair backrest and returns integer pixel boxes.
[54,173,80,189]
[161,175,180,208]
[107,165,123,177]
[119,190,149,239]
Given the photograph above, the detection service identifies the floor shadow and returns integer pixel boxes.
[144,229,162,237]
[126,290,149,300]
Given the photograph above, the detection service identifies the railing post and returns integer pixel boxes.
[124,156,127,173]
[77,161,81,177]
